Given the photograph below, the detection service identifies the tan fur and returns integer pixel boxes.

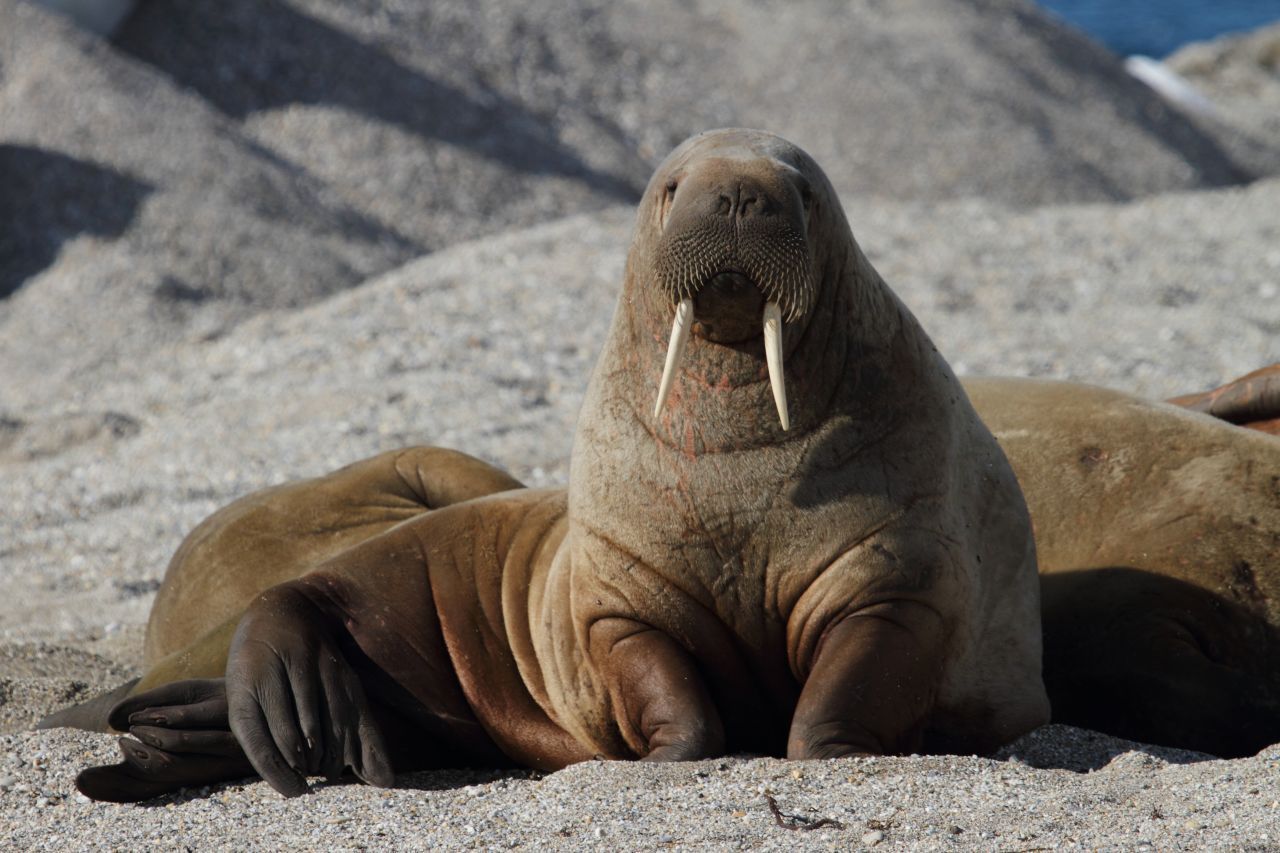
[965,377,1280,602]
[142,447,524,666]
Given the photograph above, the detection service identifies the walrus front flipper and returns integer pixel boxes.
[786,601,947,758]
[36,677,140,733]
[224,584,394,797]
[1168,364,1280,435]
[588,618,724,761]
[75,679,254,802]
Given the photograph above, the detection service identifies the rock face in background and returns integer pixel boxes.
[1166,21,1280,179]
[0,0,1270,401]
[112,0,1258,215]
[0,1,419,391]
[26,0,135,35]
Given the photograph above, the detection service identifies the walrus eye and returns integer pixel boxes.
[799,185,813,211]
[658,179,679,228]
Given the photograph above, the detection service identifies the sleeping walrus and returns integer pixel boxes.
[45,128,1052,801]
[969,368,1280,759]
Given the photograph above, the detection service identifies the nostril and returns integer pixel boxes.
[716,194,733,216]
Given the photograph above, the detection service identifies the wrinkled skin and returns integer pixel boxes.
[48,131,1279,803]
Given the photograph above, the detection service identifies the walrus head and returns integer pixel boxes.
[622,129,890,438]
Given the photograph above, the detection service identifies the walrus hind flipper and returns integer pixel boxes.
[76,735,254,804]
[1168,364,1280,435]
[74,679,254,803]
[36,677,141,733]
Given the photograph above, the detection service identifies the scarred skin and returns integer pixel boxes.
[44,129,1051,802]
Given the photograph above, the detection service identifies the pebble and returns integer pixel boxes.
[862,829,885,846]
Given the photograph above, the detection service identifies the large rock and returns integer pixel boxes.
[1165,22,1280,179]
[1,0,1265,397]
[25,0,136,35]
[114,0,1255,216]
[0,0,418,390]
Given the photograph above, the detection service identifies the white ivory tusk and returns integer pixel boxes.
[762,301,789,430]
[654,298,694,418]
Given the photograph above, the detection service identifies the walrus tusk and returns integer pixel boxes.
[654,298,694,418]
[763,301,789,430]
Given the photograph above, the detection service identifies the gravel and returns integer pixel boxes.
[1,727,1277,850]
[3,1,1279,847]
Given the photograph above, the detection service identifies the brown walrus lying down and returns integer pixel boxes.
[967,368,1280,758]
[40,131,1280,803]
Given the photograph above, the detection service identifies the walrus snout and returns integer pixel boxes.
[649,159,817,431]
[653,162,813,323]
[707,177,783,221]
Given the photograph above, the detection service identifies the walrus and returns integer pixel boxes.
[968,367,1280,759]
[43,128,1052,801]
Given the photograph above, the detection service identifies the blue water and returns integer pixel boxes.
[1035,0,1280,57]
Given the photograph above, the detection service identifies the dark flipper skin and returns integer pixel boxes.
[222,585,395,797]
[75,680,254,803]
[72,590,400,803]
[1168,363,1280,435]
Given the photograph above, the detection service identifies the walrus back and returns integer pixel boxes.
[39,447,525,733]
[143,447,523,663]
